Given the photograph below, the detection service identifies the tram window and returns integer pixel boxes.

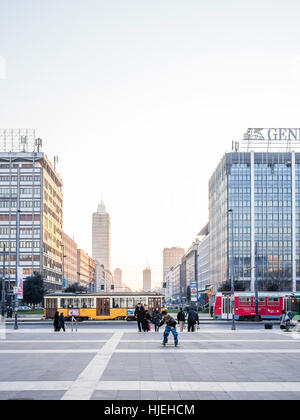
[268,297,280,305]
[120,298,127,308]
[239,297,251,305]
[81,298,88,308]
[60,298,65,309]
[67,298,73,308]
[73,299,79,308]
[113,298,120,308]
[127,298,135,308]
[258,297,266,305]
[138,297,147,306]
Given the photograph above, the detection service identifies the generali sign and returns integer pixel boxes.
[244,128,300,141]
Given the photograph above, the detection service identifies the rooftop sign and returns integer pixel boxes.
[244,128,300,141]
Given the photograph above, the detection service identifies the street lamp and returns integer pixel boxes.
[1,244,6,318]
[228,209,236,330]
[14,209,21,330]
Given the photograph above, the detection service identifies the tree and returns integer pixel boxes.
[64,283,87,293]
[23,273,46,306]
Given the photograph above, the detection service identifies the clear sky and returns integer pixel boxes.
[1,0,300,290]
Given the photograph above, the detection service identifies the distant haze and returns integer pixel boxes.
[1,0,300,290]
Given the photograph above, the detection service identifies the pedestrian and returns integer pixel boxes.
[280,310,287,329]
[9,307,13,318]
[58,312,65,332]
[152,307,162,332]
[188,307,199,332]
[6,306,11,319]
[159,310,178,347]
[142,310,151,332]
[177,307,186,332]
[134,302,146,332]
[53,311,60,332]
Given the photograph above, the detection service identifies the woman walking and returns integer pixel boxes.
[152,307,162,332]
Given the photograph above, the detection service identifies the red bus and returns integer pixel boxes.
[214,292,293,321]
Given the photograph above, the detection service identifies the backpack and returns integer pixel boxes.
[189,311,196,322]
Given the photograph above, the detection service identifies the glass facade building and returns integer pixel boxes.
[209,151,300,293]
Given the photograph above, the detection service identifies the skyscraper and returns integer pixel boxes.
[92,200,111,270]
[143,266,151,292]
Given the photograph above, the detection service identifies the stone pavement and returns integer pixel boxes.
[0,322,300,400]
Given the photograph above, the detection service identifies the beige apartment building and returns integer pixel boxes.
[62,232,77,286]
[77,248,95,287]
[113,268,122,291]
[163,247,185,281]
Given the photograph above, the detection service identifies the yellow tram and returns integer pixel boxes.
[44,292,165,320]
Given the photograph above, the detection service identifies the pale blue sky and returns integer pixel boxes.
[1,0,300,289]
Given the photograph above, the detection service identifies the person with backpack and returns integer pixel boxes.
[188,307,199,332]
[159,310,178,346]
[177,307,186,332]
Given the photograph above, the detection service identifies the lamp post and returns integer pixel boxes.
[254,242,259,321]
[14,208,21,330]
[228,209,236,330]
[1,244,6,318]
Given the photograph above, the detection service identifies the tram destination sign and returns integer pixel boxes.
[244,128,300,141]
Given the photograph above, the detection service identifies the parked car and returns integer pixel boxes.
[18,306,32,311]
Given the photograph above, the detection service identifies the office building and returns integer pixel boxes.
[113,268,122,291]
[209,129,300,293]
[92,200,111,270]
[0,129,63,291]
[163,247,185,282]
[143,265,151,292]
[77,248,95,288]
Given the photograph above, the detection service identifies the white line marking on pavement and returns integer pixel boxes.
[121,339,297,343]
[0,381,72,391]
[95,381,300,393]
[3,329,280,334]
[0,340,107,343]
[114,349,300,353]
[61,332,123,400]
[0,381,299,393]
[0,349,98,354]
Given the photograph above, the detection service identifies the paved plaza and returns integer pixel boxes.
[0,322,300,400]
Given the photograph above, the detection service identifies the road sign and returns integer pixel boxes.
[206,289,213,297]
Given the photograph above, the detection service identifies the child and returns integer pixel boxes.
[159,310,178,346]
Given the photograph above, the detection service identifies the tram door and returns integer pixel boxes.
[283,297,291,313]
[148,298,162,315]
[96,298,110,316]
[45,298,57,319]
[221,296,232,320]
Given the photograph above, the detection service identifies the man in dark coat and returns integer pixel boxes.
[177,307,186,332]
[53,311,60,332]
[58,313,65,332]
[188,308,199,332]
[134,303,146,332]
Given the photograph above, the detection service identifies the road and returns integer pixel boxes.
[0,321,300,400]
